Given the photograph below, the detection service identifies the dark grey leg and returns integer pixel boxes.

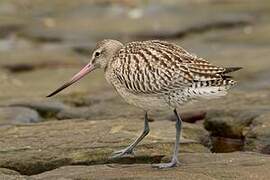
[111,112,150,158]
[152,109,182,168]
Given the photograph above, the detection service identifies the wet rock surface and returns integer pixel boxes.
[245,112,270,154]
[7,99,70,119]
[0,107,41,125]
[1,0,270,179]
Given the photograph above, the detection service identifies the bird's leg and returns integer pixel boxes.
[152,109,182,168]
[111,112,150,159]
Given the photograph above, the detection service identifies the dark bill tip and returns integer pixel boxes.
[46,82,71,97]
[46,62,94,98]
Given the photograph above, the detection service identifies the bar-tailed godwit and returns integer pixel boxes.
[47,39,241,168]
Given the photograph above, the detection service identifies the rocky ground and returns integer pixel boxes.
[1,0,270,179]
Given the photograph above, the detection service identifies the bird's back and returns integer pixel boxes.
[106,40,240,108]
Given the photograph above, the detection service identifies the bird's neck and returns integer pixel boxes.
[104,46,123,72]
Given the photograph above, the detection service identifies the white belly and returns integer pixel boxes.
[118,89,170,110]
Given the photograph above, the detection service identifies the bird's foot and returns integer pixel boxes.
[110,148,134,159]
[152,158,179,169]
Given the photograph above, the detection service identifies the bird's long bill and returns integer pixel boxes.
[47,63,94,97]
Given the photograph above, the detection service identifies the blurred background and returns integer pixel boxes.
[1,0,270,179]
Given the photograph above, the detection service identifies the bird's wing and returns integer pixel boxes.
[149,40,227,81]
[112,40,226,95]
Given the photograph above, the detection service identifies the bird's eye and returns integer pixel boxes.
[95,51,101,57]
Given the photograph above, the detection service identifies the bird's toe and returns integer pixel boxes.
[152,159,179,169]
[110,148,134,159]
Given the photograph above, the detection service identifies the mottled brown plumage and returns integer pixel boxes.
[48,39,241,169]
[104,40,238,110]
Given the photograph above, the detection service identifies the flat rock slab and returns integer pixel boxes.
[0,118,208,175]
[32,152,270,180]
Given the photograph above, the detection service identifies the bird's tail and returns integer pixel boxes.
[223,67,242,74]
[221,67,242,79]
[186,79,236,99]
[183,67,242,101]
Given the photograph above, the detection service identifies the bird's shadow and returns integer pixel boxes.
[107,155,164,165]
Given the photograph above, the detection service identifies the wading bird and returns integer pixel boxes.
[47,39,241,168]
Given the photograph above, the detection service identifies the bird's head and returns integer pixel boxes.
[90,39,123,69]
[47,39,123,97]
